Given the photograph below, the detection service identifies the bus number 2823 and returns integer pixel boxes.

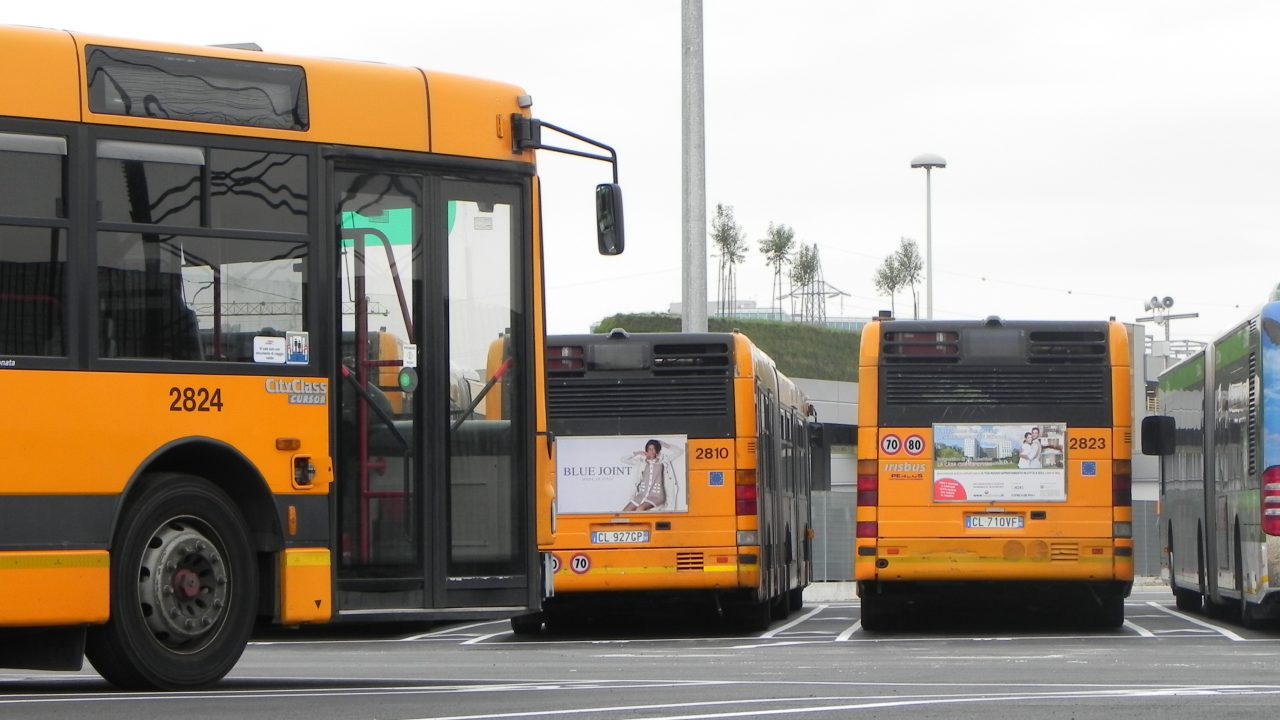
[169,387,224,412]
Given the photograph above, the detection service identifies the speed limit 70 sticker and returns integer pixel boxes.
[569,554,591,575]
[881,434,901,455]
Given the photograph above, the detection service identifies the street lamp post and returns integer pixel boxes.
[911,153,946,320]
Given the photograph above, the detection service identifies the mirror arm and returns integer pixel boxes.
[512,116,619,184]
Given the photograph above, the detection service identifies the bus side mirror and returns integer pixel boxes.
[1140,415,1175,456]
[595,183,624,256]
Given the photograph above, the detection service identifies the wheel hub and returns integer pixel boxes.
[137,520,231,647]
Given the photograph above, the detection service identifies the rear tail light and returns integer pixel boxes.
[735,484,758,516]
[1262,467,1280,536]
[545,345,584,371]
[856,458,879,540]
[1112,460,1131,507]
[857,459,879,507]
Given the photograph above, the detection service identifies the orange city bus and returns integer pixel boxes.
[855,317,1133,629]
[0,25,623,689]
[515,330,827,631]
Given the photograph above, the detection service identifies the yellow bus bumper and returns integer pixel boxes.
[550,546,750,593]
[859,537,1134,582]
[0,551,109,626]
[279,548,332,624]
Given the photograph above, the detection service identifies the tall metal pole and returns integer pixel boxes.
[925,167,933,320]
[911,153,945,320]
[681,0,707,332]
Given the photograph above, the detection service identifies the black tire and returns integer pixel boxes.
[1197,527,1226,618]
[510,613,543,636]
[735,599,773,632]
[1235,534,1266,629]
[542,607,575,634]
[770,592,790,620]
[1169,526,1203,613]
[1173,586,1202,613]
[859,593,894,632]
[788,586,805,612]
[1241,599,1266,629]
[86,474,258,690]
[1095,594,1124,630]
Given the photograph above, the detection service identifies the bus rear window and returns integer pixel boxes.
[86,46,309,131]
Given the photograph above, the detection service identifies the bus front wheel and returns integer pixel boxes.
[86,473,258,690]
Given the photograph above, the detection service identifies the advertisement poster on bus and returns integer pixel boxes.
[931,423,1067,502]
[556,435,689,514]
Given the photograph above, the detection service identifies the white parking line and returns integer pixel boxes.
[462,630,511,645]
[834,621,862,642]
[1146,601,1246,641]
[1122,619,1154,638]
[403,620,507,641]
[728,640,824,650]
[760,604,827,639]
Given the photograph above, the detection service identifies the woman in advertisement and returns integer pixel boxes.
[621,439,684,512]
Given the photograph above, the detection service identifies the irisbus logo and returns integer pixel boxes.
[884,462,926,473]
[265,378,327,405]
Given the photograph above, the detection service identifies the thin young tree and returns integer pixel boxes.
[873,253,905,317]
[758,222,795,320]
[894,237,924,319]
[790,243,822,323]
[710,203,748,317]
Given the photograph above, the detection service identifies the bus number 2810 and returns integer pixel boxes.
[695,447,730,460]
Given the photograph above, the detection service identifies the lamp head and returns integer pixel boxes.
[911,153,947,169]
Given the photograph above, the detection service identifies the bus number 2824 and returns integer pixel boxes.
[169,387,224,412]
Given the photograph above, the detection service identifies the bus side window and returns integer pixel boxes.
[0,134,68,358]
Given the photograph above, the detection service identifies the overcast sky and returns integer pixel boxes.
[13,1,1280,343]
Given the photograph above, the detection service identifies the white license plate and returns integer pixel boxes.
[965,514,1024,530]
[591,530,650,544]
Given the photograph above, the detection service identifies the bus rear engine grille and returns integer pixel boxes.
[883,367,1108,405]
[549,380,730,418]
[1050,543,1079,562]
[676,552,704,572]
